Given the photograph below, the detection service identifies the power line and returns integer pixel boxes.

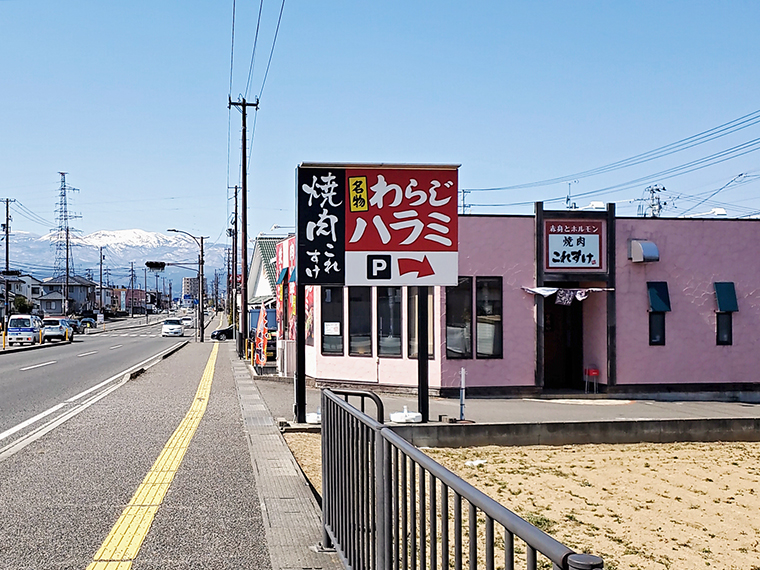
[257,0,286,100]
[244,0,265,99]
[466,109,760,193]
[678,174,747,217]
[468,139,760,210]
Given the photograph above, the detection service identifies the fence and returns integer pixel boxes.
[321,388,604,570]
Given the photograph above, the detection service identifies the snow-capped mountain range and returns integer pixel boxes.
[7,229,229,289]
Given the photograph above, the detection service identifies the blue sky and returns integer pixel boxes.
[2,0,760,249]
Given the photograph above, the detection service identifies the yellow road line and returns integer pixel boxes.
[86,343,219,570]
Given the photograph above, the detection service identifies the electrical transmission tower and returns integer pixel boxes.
[52,172,82,278]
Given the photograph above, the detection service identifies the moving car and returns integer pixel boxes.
[161,318,184,337]
[42,317,74,342]
[80,317,97,329]
[6,314,42,346]
[181,316,195,328]
[210,325,234,341]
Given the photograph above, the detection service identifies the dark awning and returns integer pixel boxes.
[275,268,288,284]
[714,282,738,312]
[647,281,671,312]
[289,267,297,282]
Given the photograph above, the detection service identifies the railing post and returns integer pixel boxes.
[567,554,604,569]
[375,431,392,570]
[321,391,333,549]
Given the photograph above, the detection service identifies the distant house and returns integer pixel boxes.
[0,274,24,320]
[41,275,98,314]
[38,290,65,316]
[19,274,43,313]
[247,233,290,309]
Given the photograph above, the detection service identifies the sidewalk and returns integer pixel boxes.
[252,374,760,425]
[230,344,341,570]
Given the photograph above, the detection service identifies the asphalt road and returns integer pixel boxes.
[0,313,217,456]
[0,321,271,569]
[0,323,176,435]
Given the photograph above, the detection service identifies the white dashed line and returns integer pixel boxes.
[77,351,98,357]
[20,361,57,371]
[109,345,123,350]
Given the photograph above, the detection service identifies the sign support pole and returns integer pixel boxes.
[295,281,306,423]
[417,285,429,423]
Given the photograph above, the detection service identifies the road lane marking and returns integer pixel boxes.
[0,342,187,462]
[87,343,219,570]
[0,403,66,442]
[110,345,123,350]
[78,351,98,357]
[20,361,56,371]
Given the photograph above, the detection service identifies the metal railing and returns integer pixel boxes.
[322,388,603,570]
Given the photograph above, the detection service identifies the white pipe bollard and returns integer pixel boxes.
[460,367,466,421]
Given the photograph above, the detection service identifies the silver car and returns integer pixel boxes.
[42,317,74,342]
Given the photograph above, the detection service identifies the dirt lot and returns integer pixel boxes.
[284,433,760,570]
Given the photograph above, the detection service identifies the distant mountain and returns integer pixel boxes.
[6,229,230,293]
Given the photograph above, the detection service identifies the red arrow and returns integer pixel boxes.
[398,256,435,278]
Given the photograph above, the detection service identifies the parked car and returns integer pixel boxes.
[210,325,234,341]
[6,314,42,346]
[67,318,82,333]
[161,318,184,337]
[42,317,74,342]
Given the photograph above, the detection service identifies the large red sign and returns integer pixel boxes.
[345,168,458,252]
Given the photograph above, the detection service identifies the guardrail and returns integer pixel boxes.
[321,388,604,570]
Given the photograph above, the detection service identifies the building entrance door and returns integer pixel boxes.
[543,293,583,390]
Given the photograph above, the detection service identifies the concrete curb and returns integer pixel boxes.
[390,417,760,448]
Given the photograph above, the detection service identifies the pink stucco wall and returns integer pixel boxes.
[581,284,608,385]
[441,215,537,389]
[615,218,760,386]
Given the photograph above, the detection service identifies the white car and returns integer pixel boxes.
[161,318,184,337]
[7,314,42,346]
[181,316,194,328]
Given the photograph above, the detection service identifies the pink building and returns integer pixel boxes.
[280,204,760,397]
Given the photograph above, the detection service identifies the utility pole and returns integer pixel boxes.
[3,198,16,327]
[168,280,172,312]
[129,262,134,318]
[199,237,205,342]
[232,186,238,349]
[65,226,69,315]
[228,98,258,357]
[99,247,104,314]
[144,267,148,324]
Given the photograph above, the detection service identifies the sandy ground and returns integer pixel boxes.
[284,433,760,570]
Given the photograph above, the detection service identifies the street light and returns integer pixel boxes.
[168,228,208,343]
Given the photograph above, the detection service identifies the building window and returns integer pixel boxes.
[349,287,372,356]
[446,277,473,359]
[649,312,666,345]
[377,287,402,357]
[714,282,737,346]
[716,312,732,346]
[408,287,434,359]
[321,287,343,355]
[646,282,671,346]
[476,277,503,358]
